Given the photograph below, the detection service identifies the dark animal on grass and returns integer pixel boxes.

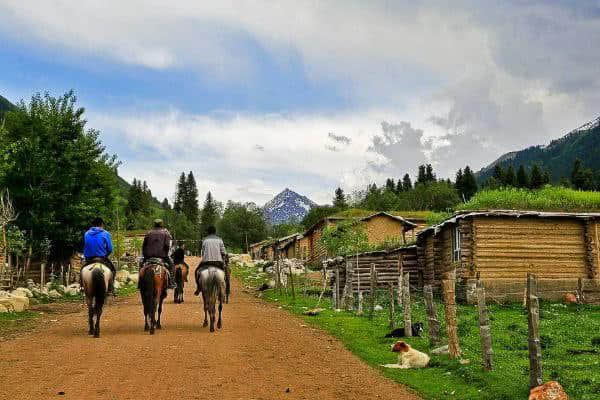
[196,266,226,332]
[81,263,113,338]
[139,258,168,334]
[173,263,188,304]
[385,322,424,338]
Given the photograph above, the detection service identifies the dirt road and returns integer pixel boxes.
[0,261,419,400]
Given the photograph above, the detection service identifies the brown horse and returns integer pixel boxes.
[139,258,168,334]
[173,263,188,304]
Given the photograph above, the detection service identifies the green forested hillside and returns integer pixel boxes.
[477,117,600,183]
[0,94,16,119]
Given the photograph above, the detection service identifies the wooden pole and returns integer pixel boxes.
[342,260,354,310]
[476,279,493,371]
[357,291,364,315]
[288,264,295,301]
[40,263,46,288]
[335,265,341,309]
[369,263,377,320]
[388,283,395,329]
[527,273,543,389]
[316,261,328,306]
[397,256,403,308]
[442,278,461,358]
[402,272,412,337]
[423,284,441,346]
[577,277,585,304]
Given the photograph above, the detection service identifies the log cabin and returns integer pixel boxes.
[417,210,600,302]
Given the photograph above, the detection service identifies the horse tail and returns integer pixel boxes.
[91,267,106,311]
[206,269,220,310]
[175,266,182,286]
[141,268,155,314]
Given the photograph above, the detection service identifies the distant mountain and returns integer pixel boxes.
[263,188,317,224]
[477,116,600,183]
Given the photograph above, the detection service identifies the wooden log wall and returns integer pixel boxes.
[330,246,420,294]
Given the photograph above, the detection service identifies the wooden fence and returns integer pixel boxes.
[326,246,420,294]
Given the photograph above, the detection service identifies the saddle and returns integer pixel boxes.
[139,258,169,278]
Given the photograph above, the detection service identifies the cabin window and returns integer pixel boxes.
[452,226,461,262]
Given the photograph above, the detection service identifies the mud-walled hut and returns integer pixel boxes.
[416,210,600,302]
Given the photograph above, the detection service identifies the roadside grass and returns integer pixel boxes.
[234,264,600,400]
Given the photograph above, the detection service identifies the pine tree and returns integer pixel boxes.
[199,191,219,237]
[530,164,543,189]
[541,169,551,186]
[455,168,464,194]
[333,187,348,209]
[504,165,516,187]
[402,173,412,191]
[173,172,187,213]
[183,171,199,223]
[425,164,436,182]
[516,165,529,188]
[417,165,427,184]
[161,198,170,209]
[571,159,595,190]
[396,179,404,193]
[462,166,478,200]
[385,178,395,192]
[493,165,505,185]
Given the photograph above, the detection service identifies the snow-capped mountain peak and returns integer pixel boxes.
[263,188,317,224]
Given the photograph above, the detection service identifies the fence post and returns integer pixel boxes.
[423,284,441,346]
[335,265,341,309]
[342,259,354,310]
[402,272,412,337]
[397,256,403,308]
[317,261,328,306]
[357,291,364,315]
[476,279,493,371]
[369,263,377,320]
[527,273,543,389]
[40,263,46,288]
[388,283,395,329]
[289,264,295,301]
[577,277,585,304]
[442,277,461,358]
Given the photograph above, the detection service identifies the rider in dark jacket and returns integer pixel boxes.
[141,219,176,289]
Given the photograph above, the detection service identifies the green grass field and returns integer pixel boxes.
[234,264,600,400]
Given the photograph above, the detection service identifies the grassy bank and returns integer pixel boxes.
[234,264,600,400]
[458,186,600,212]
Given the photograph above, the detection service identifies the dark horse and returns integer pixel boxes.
[138,258,168,334]
[81,263,113,338]
[173,263,188,304]
[196,266,226,332]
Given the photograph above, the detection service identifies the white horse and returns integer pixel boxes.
[80,263,113,338]
[197,267,226,332]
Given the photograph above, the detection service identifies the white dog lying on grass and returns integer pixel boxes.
[382,341,430,369]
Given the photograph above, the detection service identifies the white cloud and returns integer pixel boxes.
[3,1,600,202]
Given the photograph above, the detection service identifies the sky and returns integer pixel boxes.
[1,1,600,205]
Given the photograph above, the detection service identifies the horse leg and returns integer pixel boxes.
[157,294,164,329]
[88,303,95,335]
[217,299,223,330]
[149,297,156,335]
[202,292,209,327]
[94,305,102,338]
[209,297,216,332]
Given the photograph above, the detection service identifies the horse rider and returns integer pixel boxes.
[171,242,189,282]
[194,225,229,296]
[83,217,117,295]
[141,219,176,289]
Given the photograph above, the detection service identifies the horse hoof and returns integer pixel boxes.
[88,331,94,335]
[144,326,149,331]
[217,323,222,329]
[156,325,162,330]
[210,327,215,332]
[150,329,155,335]
[94,333,100,338]
[202,322,208,328]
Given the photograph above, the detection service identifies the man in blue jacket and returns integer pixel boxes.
[83,217,117,295]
